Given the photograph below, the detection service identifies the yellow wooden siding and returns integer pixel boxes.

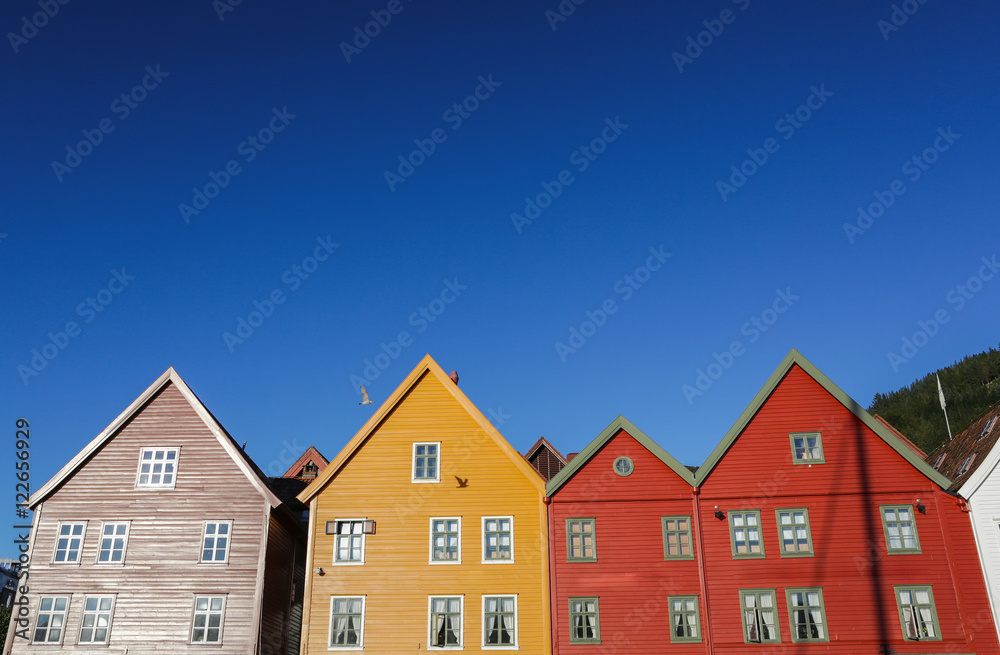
[303,371,549,654]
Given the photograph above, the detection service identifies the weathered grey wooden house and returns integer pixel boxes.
[2,368,305,655]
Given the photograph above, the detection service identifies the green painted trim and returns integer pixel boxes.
[695,349,953,489]
[546,415,695,496]
[738,588,782,644]
[568,597,601,644]
[894,585,942,641]
[786,587,830,643]
[566,518,597,562]
[880,504,922,554]
[729,510,765,559]
[789,432,825,465]
[612,456,634,477]
[668,595,702,643]
[662,516,695,560]
[774,507,814,558]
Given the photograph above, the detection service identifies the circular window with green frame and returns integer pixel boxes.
[613,456,634,476]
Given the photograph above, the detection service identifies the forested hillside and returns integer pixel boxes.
[868,344,1000,454]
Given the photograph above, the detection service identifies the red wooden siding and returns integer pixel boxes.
[550,430,702,654]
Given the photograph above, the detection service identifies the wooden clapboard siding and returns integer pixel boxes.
[549,426,701,655]
[698,359,1000,655]
[299,359,549,654]
[6,373,302,655]
[261,512,304,655]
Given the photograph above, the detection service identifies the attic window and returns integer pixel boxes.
[789,433,824,464]
[932,453,946,470]
[958,454,976,476]
[978,417,998,441]
[136,448,179,488]
[302,461,318,479]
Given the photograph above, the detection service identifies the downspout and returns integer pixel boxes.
[691,485,715,655]
[545,496,559,655]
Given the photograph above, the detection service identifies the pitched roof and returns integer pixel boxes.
[525,436,568,465]
[546,415,697,495]
[30,367,282,509]
[696,349,952,489]
[282,445,329,479]
[873,414,927,458]
[925,401,1000,493]
[297,354,546,503]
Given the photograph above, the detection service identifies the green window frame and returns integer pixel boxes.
[880,505,921,554]
[568,597,600,644]
[566,518,596,562]
[739,589,780,644]
[729,510,764,558]
[662,516,694,560]
[894,585,941,641]
[786,588,828,643]
[775,508,813,557]
[668,596,701,643]
[790,432,824,464]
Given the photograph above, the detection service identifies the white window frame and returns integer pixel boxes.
[190,595,226,644]
[32,596,70,644]
[482,516,514,564]
[331,518,367,565]
[135,446,180,489]
[482,594,518,650]
[428,595,464,650]
[200,520,233,564]
[96,522,130,565]
[53,522,87,564]
[412,442,441,483]
[78,595,115,645]
[328,596,366,650]
[430,517,462,564]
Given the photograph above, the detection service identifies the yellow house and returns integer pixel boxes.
[297,355,550,654]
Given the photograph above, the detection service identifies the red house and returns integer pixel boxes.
[696,349,999,655]
[546,416,700,654]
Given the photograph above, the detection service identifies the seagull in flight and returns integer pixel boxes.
[454,475,469,488]
[359,385,374,405]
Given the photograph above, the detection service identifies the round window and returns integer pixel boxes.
[613,456,634,476]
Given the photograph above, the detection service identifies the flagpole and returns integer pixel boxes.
[937,374,953,441]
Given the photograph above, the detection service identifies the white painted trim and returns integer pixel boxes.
[481,594,519,650]
[77,594,117,645]
[412,442,442,483]
[199,520,234,564]
[51,521,87,565]
[481,516,515,564]
[330,518,367,566]
[133,446,180,490]
[189,594,228,645]
[327,595,366,650]
[429,516,462,565]
[94,521,130,565]
[428,595,465,650]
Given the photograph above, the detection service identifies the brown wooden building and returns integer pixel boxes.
[2,368,305,655]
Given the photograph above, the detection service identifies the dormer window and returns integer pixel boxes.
[958,454,976,476]
[932,453,946,470]
[136,448,179,488]
[978,417,998,441]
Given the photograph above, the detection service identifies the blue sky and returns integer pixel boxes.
[2,0,998,553]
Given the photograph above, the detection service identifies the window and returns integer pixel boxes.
[881,505,921,553]
[97,522,129,564]
[566,519,596,561]
[978,416,997,441]
[786,588,828,643]
[191,596,225,644]
[201,521,232,563]
[895,586,941,641]
[790,432,824,463]
[54,523,86,563]
[613,456,634,476]
[431,518,461,564]
[32,596,69,643]
[429,596,463,649]
[775,509,813,556]
[136,447,179,488]
[568,597,600,644]
[740,589,780,644]
[669,596,701,643]
[483,517,513,563]
[958,454,977,476]
[78,596,114,644]
[331,519,366,564]
[329,596,365,649]
[662,516,694,560]
[413,442,440,482]
[729,511,764,558]
[932,453,946,469]
[483,595,517,648]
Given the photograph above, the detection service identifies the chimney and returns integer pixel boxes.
[449,371,459,385]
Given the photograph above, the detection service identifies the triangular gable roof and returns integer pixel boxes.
[298,354,545,503]
[30,367,282,509]
[546,415,696,496]
[282,445,329,478]
[930,400,1000,496]
[873,415,927,458]
[524,437,569,466]
[696,349,952,489]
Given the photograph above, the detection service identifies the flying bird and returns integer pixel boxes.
[359,385,374,405]
[454,475,469,488]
